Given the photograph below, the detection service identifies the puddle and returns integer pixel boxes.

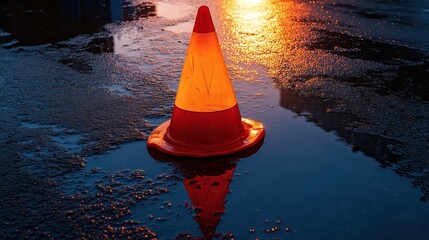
[163,21,194,34]
[85,141,162,173]
[53,69,428,238]
[85,37,114,54]
[60,140,202,236]
[59,99,429,238]
[111,27,147,57]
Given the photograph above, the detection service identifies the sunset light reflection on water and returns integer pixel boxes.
[218,0,317,80]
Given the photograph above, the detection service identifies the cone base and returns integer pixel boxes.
[147,118,265,157]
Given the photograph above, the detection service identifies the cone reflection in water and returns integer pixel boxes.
[148,139,263,237]
[184,166,235,237]
[147,5,265,157]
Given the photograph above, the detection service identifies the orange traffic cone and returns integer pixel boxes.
[147,5,265,157]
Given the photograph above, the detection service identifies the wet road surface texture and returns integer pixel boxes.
[0,0,428,239]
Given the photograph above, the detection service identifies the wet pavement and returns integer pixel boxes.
[1,0,428,239]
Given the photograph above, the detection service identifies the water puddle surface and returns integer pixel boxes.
[163,21,194,34]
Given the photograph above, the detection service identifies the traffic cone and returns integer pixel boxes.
[147,5,265,157]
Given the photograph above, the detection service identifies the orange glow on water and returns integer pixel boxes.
[218,0,315,79]
[236,0,265,7]
[221,0,280,65]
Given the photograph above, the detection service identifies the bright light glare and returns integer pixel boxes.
[236,0,265,7]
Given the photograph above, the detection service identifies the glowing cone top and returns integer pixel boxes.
[147,5,265,157]
[175,6,237,112]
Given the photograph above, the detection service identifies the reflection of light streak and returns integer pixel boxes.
[219,0,313,79]
[236,0,264,7]
[221,0,282,69]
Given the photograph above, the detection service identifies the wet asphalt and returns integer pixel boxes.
[1,0,428,239]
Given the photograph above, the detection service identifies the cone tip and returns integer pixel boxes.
[193,5,215,33]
